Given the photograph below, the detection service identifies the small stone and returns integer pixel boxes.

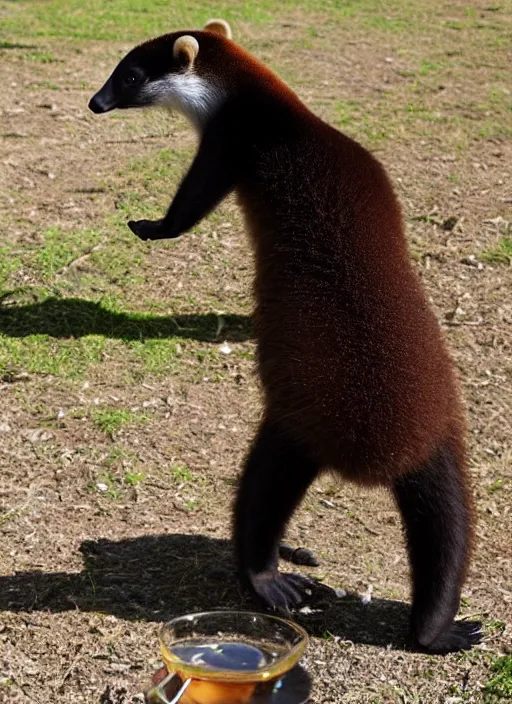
[361,584,373,605]
[21,428,53,443]
[299,605,322,614]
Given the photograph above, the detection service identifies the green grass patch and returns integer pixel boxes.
[91,408,147,434]
[335,99,362,127]
[334,95,451,146]
[335,82,510,148]
[30,80,60,90]
[0,0,424,42]
[111,147,193,224]
[488,478,505,493]
[419,59,444,75]
[0,0,271,41]
[124,470,146,487]
[0,332,106,380]
[89,471,121,499]
[0,247,22,293]
[334,99,390,145]
[0,287,252,379]
[101,444,137,467]
[129,338,180,375]
[0,226,135,298]
[21,225,146,292]
[2,0,505,55]
[5,150,192,309]
[0,506,29,527]
[484,656,512,700]
[482,237,512,265]
[34,227,103,280]
[478,122,512,141]
[25,49,58,63]
[170,464,193,482]
[93,446,146,488]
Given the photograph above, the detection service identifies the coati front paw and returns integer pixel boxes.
[248,569,319,614]
[413,620,482,654]
[128,218,171,241]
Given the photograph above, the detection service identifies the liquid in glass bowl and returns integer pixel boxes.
[156,611,308,704]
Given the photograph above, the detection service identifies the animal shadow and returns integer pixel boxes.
[0,532,411,649]
[0,295,253,343]
[0,534,241,622]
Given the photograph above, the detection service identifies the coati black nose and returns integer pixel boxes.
[88,89,116,114]
[89,94,107,113]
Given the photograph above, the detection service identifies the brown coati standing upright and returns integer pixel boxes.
[89,19,481,653]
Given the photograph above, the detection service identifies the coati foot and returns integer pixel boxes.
[248,569,320,613]
[128,218,176,240]
[279,544,320,567]
[413,620,482,654]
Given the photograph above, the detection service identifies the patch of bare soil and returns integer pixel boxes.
[1,8,511,704]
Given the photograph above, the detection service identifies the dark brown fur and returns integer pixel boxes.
[89,28,481,653]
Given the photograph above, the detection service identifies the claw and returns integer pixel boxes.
[285,573,317,589]
[413,620,483,654]
[248,569,322,613]
[278,578,303,605]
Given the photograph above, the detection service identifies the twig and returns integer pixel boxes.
[57,644,83,689]
[57,242,105,276]
[352,515,381,536]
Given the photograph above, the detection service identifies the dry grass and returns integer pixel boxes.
[1,1,511,702]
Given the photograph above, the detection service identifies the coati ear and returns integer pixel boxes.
[203,19,232,40]
[173,35,200,68]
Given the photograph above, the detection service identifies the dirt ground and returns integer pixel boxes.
[1,3,511,703]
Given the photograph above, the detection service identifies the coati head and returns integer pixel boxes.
[88,19,232,131]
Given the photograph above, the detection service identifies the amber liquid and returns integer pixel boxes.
[168,641,282,704]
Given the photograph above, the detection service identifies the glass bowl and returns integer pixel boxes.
[159,611,308,684]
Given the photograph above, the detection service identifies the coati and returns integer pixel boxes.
[89,19,482,653]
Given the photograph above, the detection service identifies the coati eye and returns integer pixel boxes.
[123,70,140,86]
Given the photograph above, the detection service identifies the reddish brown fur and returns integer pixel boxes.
[194,36,468,485]
[90,28,480,652]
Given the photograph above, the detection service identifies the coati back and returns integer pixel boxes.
[89,20,481,654]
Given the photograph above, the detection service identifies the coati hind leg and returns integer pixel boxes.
[393,443,482,654]
[234,420,321,613]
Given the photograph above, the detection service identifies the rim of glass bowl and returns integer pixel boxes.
[159,610,308,683]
